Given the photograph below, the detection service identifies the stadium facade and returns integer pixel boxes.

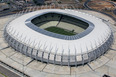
[4,9,113,66]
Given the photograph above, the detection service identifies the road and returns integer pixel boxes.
[83,0,91,10]
[0,9,22,17]
[0,65,20,77]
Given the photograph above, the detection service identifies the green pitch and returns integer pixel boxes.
[45,26,76,36]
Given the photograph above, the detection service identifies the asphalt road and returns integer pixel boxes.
[0,65,20,77]
[0,9,20,17]
[83,0,91,10]
[113,9,116,15]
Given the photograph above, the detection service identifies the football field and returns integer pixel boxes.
[45,26,77,36]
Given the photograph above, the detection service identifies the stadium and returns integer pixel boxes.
[4,9,113,66]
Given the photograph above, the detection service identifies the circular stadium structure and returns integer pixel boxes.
[4,9,113,66]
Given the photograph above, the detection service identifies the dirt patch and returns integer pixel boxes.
[88,0,115,11]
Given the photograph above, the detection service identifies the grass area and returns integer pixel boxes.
[0,72,7,77]
[45,26,76,36]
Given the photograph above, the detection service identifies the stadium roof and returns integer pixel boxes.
[5,9,113,65]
